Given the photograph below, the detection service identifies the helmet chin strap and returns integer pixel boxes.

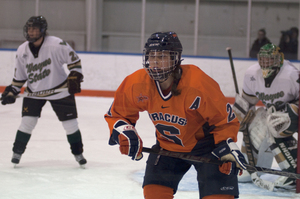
[157,72,173,83]
[157,76,169,83]
[28,34,43,43]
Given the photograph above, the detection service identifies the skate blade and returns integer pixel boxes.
[80,164,86,169]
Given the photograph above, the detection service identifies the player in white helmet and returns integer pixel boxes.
[1,15,87,167]
[233,43,299,190]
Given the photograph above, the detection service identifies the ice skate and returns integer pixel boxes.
[74,154,87,168]
[11,153,22,167]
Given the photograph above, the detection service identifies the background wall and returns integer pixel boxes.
[1,49,299,99]
[0,0,299,58]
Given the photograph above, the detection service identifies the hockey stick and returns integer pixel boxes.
[142,147,300,179]
[21,88,68,97]
[226,47,239,95]
[0,88,68,101]
[226,47,256,167]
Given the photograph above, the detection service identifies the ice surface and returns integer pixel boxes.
[0,96,299,199]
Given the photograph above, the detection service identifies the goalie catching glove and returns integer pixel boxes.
[109,120,143,161]
[1,85,20,105]
[212,138,247,175]
[67,71,83,94]
[267,104,298,138]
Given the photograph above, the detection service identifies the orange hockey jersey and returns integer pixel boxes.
[104,64,240,152]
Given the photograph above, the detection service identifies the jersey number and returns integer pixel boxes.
[155,123,184,146]
[227,103,236,122]
[69,51,79,62]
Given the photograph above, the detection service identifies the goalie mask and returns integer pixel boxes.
[258,43,284,79]
[143,31,182,82]
[23,15,48,43]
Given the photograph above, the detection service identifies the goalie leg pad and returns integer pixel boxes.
[256,138,273,168]
[274,176,295,188]
[251,172,275,191]
[271,136,298,172]
[248,107,268,151]
[270,136,297,188]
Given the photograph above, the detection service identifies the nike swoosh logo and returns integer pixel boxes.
[161,105,169,109]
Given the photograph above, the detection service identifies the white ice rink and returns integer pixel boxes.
[1,96,300,199]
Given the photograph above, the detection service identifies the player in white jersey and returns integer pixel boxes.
[233,43,299,189]
[0,16,87,167]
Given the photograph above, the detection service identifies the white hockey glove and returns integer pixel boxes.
[212,138,247,175]
[267,106,291,138]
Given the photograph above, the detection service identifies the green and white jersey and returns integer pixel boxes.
[243,60,299,108]
[14,35,82,100]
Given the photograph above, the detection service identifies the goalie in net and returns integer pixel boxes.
[233,43,299,190]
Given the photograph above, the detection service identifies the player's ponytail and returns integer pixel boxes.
[171,65,182,96]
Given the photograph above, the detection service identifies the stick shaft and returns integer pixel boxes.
[21,88,68,97]
[142,147,300,179]
[142,147,223,165]
[0,88,68,101]
[227,48,239,94]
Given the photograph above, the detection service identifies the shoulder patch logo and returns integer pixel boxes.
[137,93,148,102]
[59,41,67,46]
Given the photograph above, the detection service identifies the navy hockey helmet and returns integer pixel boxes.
[23,15,48,43]
[143,31,183,82]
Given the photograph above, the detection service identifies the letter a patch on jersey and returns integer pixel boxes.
[189,96,201,110]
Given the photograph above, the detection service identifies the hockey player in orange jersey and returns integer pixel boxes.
[104,31,246,199]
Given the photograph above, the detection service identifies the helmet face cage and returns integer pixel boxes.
[143,50,179,81]
[23,16,48,43]
[258,44,283,78]
[143,31,182,82]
